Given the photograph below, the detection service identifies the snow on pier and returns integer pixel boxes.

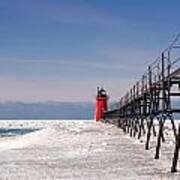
[0,120,179,180]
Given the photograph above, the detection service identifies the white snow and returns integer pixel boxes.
[0,120,179,180]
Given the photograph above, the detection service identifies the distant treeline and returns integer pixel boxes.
[0,100,179,120]
[0,102,95,120]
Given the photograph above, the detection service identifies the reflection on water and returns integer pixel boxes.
[0,128,40,137]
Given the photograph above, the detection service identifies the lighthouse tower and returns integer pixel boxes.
[95,87,108,122]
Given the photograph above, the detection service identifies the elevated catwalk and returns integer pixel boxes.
[104,34,180,172]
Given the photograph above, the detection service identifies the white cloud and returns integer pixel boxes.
[0,47,159,102]
[0,76,133,102]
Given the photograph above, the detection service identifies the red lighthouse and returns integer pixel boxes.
[95,87,108,122]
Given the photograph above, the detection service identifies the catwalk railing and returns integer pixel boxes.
[104,34,180,173]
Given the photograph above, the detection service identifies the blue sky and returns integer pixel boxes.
[0,0,180,102]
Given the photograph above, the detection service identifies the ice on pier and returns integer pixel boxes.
[0,120,179,180]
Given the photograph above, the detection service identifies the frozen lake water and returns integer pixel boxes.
[0,120,179,180]
[0,128,40,137]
